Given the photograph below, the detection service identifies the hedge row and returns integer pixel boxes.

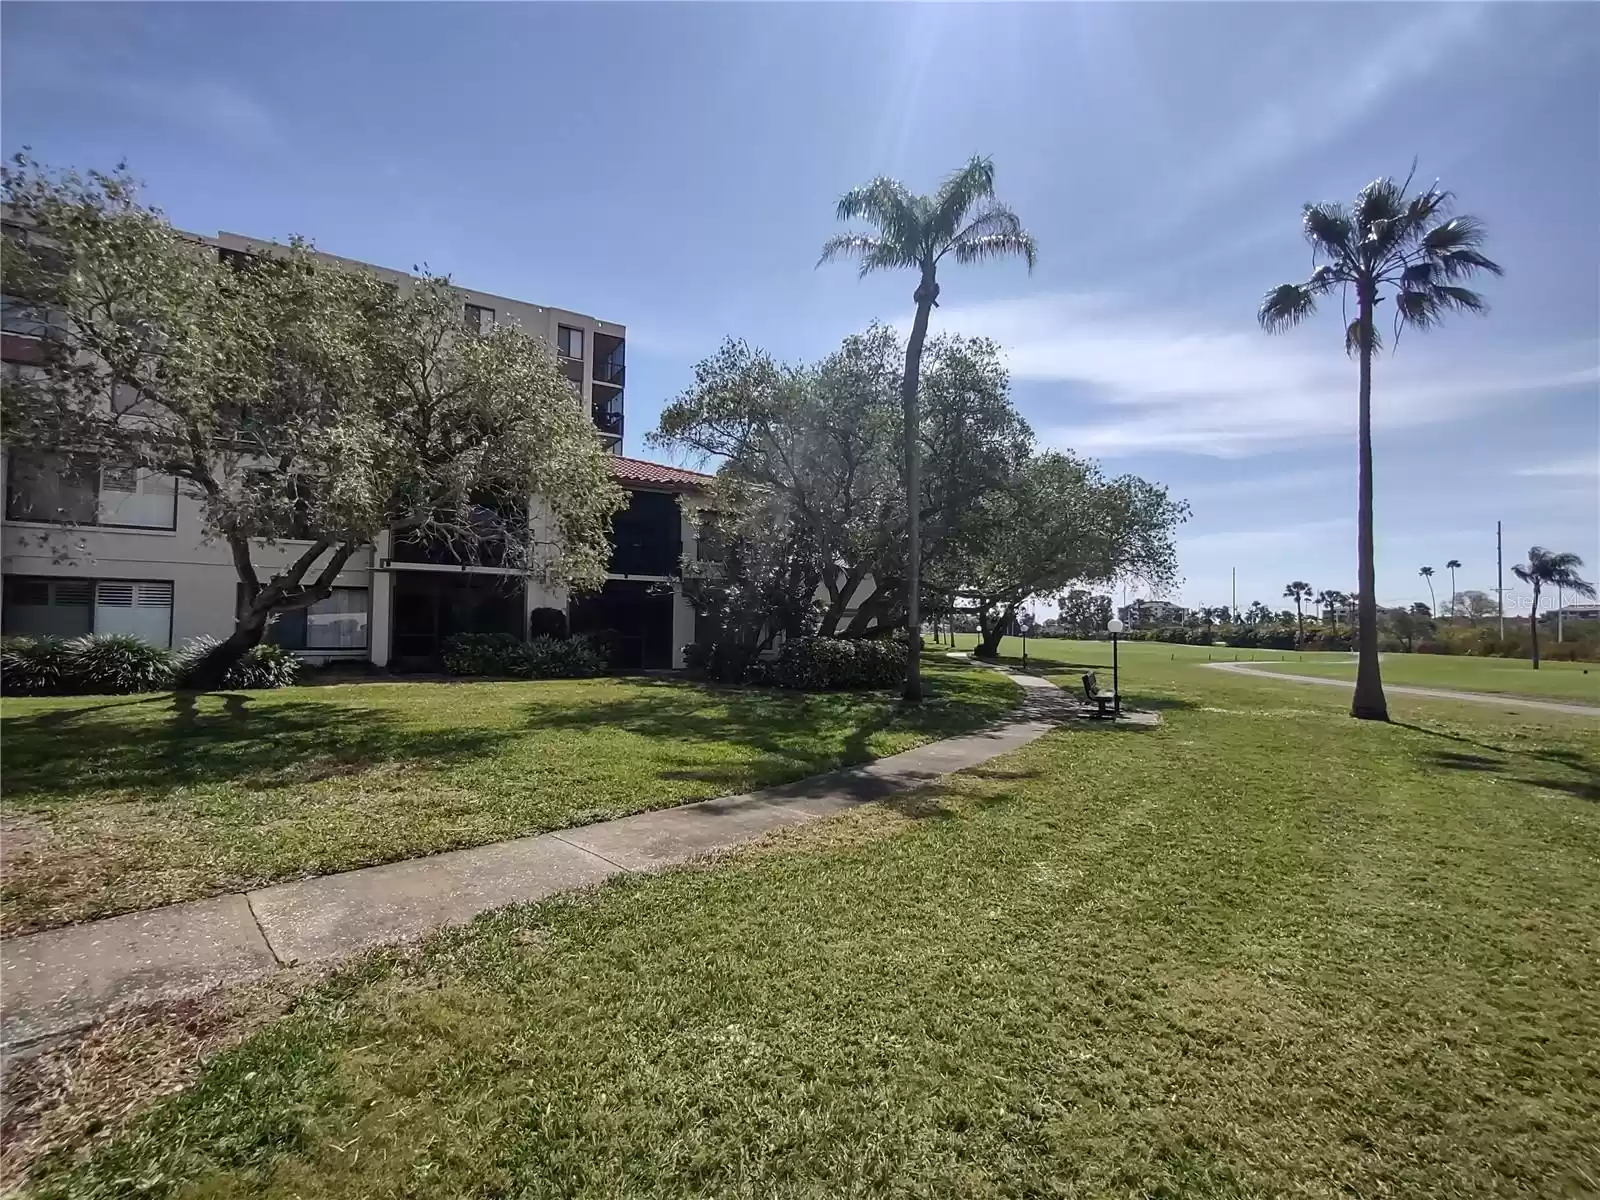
[1,634,299,696]
[685,636,908,690]
[440,632,609,679]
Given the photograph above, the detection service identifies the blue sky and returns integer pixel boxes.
[5,2,1596,615]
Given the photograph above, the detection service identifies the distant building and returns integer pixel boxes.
[1545,603,1600,623]
[1116,599,1188,628]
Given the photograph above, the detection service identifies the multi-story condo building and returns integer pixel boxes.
[1,229,711,671]
[1115,599,1189,629]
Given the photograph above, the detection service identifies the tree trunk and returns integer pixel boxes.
[176,606,269,691]
[1529,581,1541,669]
[1295,600,1304,646]
[975,603,1017,660]
[899,270,939,703]
[1351,284,1389,721]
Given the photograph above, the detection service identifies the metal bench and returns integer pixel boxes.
[1081,671,1118,718]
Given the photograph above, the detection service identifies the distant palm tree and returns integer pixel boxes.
[1259,169,1501,720]
[1419,565,1436,617]
[821,155,1036,702]
[1445,558,1462,622]
[1511,547,1596,669]
[1284,581,1312,644]
[1316,589,1346,636]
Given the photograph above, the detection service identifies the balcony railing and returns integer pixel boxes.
[594,356,625,387]
[592,398,623,439]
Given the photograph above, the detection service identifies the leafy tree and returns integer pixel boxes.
[820,155,1036,702]
[1315,589,1344,634]
[654,327,1029,642]
[1419,565,1436,618]
[1444,559,1462,621]
[1245,600,1272,626]
[1409,601,1432,618]
[1259,168,1501,720]
[1058,588,1113,638]
[959,452,1186,658]
[1,158,624,688]
[1283,580,1312,644]
[1382,605,1430,652]
[1456,589,1495,626]
[1511,547,1596,669]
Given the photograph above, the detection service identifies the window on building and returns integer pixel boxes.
[2,576,172,646]
[5,450,178,530]
[0,293,63,339]
[257,586,370,651]
[557,325,584,360]
[464,304,494,335]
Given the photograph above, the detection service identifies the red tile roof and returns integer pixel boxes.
[606,455,716,490]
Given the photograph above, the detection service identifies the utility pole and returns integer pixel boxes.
[1496,520,1504,639]
[1557,583,1564,643]
[1231,566,1237,622]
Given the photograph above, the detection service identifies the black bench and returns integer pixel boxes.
[1081,671,1117,718]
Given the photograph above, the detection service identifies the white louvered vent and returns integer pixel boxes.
[95,582,135,607]
[136,581,174,607]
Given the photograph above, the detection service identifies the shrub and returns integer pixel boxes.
[441,632,528,676]
[62,633,177,694]
[1,636,74,696]
[528,607,569,640]
[684,641,763,684]
[175,637,301,689]
[523,635,608,679]
[771,636,908,690]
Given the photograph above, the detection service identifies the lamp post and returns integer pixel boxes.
[1107,617,1124,715]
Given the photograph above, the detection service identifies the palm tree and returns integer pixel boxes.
[1511,547,1596,669]
[1418,565,1436,617]
[1259,168,1501,720]
[821,156,1036,702]
[1283,581,1312,645]
[1445,558,1462,622]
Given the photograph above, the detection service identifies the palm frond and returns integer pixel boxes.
[931,155,997,242]
[1258,283,1319,333]
[1395,285,1487,330]
[1302,203,1353,259]
[1354,176,1407,234]
[1430,246,1504,281]
[947,230,1037,271]
[946,202,1024,246]
[1511,564,1534,584]
[817,233,920,277]
[834,177,922,255]
[1422,215,1492,255]
[1345,317,1382,356]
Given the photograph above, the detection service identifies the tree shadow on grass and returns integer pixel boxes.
[1408,725,1600,804]
[2,693,516,803]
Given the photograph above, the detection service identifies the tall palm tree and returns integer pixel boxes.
[1418,565,1436,617]
[821,156,1036,702]
[1284,581,1312,645]
[1259,169,1501,720]
[1445,558,1462,622]
[1315,589,1339,635]
[1511,547,1596,669]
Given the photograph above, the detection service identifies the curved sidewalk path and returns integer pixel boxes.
[3,669,1153,1051]
[1205,661,1600,717]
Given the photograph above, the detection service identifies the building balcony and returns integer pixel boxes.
[593,390,624,440]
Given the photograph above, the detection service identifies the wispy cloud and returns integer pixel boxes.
[1514,454,1599,479]
[931,292,1599,457]
[1171,4,1494,218]
[1180,518,1351,557]
[3,36,283,152]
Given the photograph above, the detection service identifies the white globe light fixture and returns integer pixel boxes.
[1106,618,1124,634]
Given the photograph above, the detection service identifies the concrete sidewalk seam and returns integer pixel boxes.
[546,832,636,874]
[244,894,286,967]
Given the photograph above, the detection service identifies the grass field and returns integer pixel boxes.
[943,632,1600,704]
[12,653,1598,1198]
[1250,654,1600,703]
[0,658,1018,934]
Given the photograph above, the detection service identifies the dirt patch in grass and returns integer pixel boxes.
[0,975,309,1191]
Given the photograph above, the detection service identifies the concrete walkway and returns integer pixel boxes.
[1205,661,1600,717]
[3,670,1137,1050]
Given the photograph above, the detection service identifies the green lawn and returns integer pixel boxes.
[16,656,1599,1197]
[1249,653,1600,704]
[944,632,1600,704]
[0,658,1018,934]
